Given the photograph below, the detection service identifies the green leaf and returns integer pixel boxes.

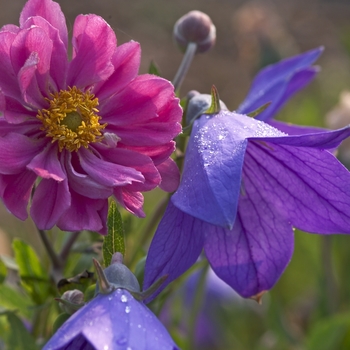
[205,85,221,114]
[0,284,33,319]
[1,311,38,350]
[305,313,350,350]
[0,259,6,284]
[246,102,271,118]
[148,60,161,76]
[103,200,125,267]
[0,255,18,271]
[12,239,51,304]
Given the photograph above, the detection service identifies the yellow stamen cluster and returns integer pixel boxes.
[37,86,107,152]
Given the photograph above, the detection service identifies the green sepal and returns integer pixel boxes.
[103,200,125,267]
[130,275,168,302]
[205,85,221,114]
[93,258,113,294]
[246,102,271,118]
[148,60,161,76]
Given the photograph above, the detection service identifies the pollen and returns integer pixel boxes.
[37,86,107,152]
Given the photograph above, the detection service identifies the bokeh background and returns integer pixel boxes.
[2,0,350,349]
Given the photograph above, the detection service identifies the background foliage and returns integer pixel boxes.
[1,0,350,349]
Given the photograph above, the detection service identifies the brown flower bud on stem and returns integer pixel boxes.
[172,11,216,92]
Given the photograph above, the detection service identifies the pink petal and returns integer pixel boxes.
[0,92,37,124]
[114,188,145,217]
[57,192,108,234]
[19,0,68,49]
[157,158,180,193]
[21,16,68,91]
[17,52,46,109]
[64,151,113,199]
[0,117,40,136]
[94,41,141,102]
[101,75,176,126]
[93,144,160,191]
[0,31,21,99]
[27,142,65,181]
[67,15,116,88]
[30,177,71,230]
[78,147,144,187]
[0,170,37,220]
[0,133,46,174]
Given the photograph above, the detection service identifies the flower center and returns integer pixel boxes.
[37,86,107,152]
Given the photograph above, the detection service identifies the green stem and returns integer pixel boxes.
[37,229,61,270]
[172,42,197,92]
[59,231,81,262]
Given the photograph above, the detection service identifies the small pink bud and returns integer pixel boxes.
[174,10,216,53]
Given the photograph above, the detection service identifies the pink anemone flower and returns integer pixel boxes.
[0,0,182,234]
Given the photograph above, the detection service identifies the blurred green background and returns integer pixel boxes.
[1,0,350,349]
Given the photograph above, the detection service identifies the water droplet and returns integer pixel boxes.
[108,296,112,301]
[125,306,131,313]
[137,324,141,328]
[127,347,132,350]
[104,346,109,350]
[121,295,128,302]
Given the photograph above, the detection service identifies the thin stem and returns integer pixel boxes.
[59,231,81,262]
[37,229,61,270]
[128,195,169,267]
[172,42,197,92]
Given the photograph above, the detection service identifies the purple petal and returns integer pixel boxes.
[30,177,70,230]
[0,170,37,220]
[57,192,108,234]
[269,120,328,135]
[144,202,204,302]
[43,290,179,350]
[252,124,350,149]
[27,142,66,181]
[0,133,46,174]
[245,140,350,234]
[78,147,144,187]
[238,47,322,121]
[172,114,247,228]
[19,0,68,49]
[67,14,115,88]
[94,41,141,102]
[0,117,39,137]
[204,181,294,298]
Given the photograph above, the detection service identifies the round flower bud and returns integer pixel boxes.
[174,10,216,53]
[60,289,85,314]
[186,92,228,125]
[95,253,141,295]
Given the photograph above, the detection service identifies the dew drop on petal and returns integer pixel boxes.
[121,295,128,303]
[125,306,131,313]
[104,346,109,350]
